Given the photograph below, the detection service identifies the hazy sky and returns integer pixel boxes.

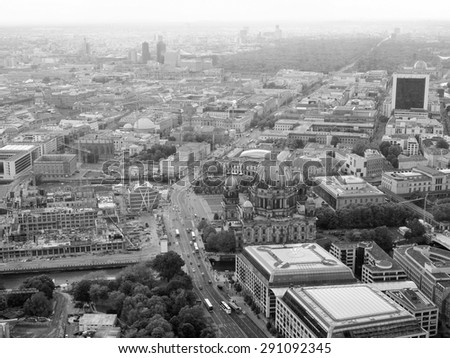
[1,0,448,26]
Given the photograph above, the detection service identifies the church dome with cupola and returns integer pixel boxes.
[255,160,295,189]
[224,175,239,189]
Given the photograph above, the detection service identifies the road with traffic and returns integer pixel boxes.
[168,181,267,338]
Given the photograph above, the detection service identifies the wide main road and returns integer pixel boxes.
[170,183,266,338]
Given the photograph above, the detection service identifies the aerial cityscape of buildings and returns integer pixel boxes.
[1,16,450,341]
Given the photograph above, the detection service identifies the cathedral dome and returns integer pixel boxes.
[224,175,239,189]
[134,117,157,131]
[256,160,294,188]
[413,60,427,70]
[242,200,253,208]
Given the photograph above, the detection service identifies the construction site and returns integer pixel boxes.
[0,168,164,273]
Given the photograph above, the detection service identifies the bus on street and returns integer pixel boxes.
[204,298,213,311]
[228,301,241,313]
[191,232,196,241]
[175,229,180,238]
[193,242,199,253]
[220,301,232,314]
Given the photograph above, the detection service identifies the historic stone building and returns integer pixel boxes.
[222,159,317,249]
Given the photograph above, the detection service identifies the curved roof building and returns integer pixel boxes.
[239,149,271,160]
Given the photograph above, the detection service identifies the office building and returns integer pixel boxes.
[384,113,443,137]
[15,207,97,234]
[0,144,38,181]
[341,149,385,179]
[127,182,159,212]
[381,166,450,195]
[0,239,125,261]
[141,42,150,64]
[385,288,439,336]
[330,241,407,283]
[76,133,115,163]
[79,314,117,332]
[128,49,138,63]
[33,154,77,179]
[235,243,356,318]
[177,142,210,163]
[391,73,429,111]
[393,245,450,322]
[275,284,428,338]
[313,175,386,210]
[156,36,166,64]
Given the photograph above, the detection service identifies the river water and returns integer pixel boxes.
[0,260,236,289]
[0,268,123,289]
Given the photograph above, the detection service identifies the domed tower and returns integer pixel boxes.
[241,200,254,221]
[222,175,239,221]
[250,159,302,218]
[413,60,427,71]
[305,195,316,217]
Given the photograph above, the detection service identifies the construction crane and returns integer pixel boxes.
[103,211,139,251]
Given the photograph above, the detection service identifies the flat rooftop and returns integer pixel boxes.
[305,285,398,321]
[315,175,384,197]
[394,245,450,275]
[79,314,117,327]
[283,284,424,336]
[241,243,355,286]
[385,288,437,312]
[0,144,35,152]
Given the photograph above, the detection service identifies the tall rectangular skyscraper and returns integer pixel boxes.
[156,36,166,64]
[141,42,150,64]
[391,73,429,111]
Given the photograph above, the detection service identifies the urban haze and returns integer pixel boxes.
[1,0,450,340]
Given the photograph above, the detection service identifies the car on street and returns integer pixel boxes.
[208,280,212,284]
[198,286,203,290]
[193,269,196,273]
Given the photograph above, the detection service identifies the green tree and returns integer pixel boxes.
[89,284,109,302]
[72,280,92,302]
[406,218,426,238]
[379,141,391,157]
[315,207,338,229]
[387,145,402,157]
[176,306,209,337]
[144,314,174,338]
[199,327,216,338]
[287,139,304,149]
[432,204,450,222]
[0,295,7,310]
[352,141,368,157]
[23,292,53,317]
[150,252,185,281]
[436,138,449,150]
[21,275,56,299]
[116,262,156,289]
[206,231,236,252]
[197,219,208,231]
[330,136,341,147]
